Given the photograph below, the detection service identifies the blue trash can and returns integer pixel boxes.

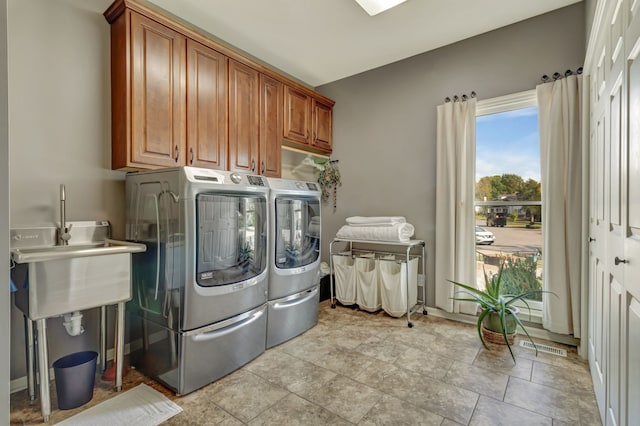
[53,351,98,410]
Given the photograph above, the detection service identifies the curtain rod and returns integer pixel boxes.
[541,66,583,83]
[444,91,477,103]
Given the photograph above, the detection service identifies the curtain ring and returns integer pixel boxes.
[552,72,561,80]
[541,75,550,83]
[461,94,468,101]
[444,97,451,103]
[577,66,583,75]
[565,69,573,77]
[471,91,477,98]
[453,95,459,102]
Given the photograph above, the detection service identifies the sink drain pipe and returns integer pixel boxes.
[62,311,84,336]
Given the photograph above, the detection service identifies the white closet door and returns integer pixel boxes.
[605,68,625,426]
[589,102,607,419]
[623,8,640,425]
[588,2,640,425]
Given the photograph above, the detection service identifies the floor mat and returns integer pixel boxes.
[55,383,182,426]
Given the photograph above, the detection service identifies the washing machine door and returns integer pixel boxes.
[196,192,267,287]
[274,196,320,269]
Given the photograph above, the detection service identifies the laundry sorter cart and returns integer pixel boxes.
[329,238,427,327]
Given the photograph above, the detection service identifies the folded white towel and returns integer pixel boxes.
[346,216,406,227]
[336,223,415,243]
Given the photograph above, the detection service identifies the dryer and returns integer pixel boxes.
[125,167,269,394]
[266,177,321,348]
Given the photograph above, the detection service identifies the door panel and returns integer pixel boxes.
[283,86,310,145]
[259,75,282,177]
[609,80,623,227]
[590,256,607,415]
[590,111,607,419]
[187,40,227,169]
[228,59,259,173]
[311,98,332,151]
[606,278,623,426]
[131,13,185,167]
[597,117,606,225]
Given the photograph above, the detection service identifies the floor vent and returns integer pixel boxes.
[519,340,567,357]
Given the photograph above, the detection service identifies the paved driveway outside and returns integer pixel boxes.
[476,220,541,256]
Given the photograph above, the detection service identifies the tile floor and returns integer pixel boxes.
[11,300,602,425]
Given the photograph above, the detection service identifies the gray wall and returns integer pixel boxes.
[316,3,586,306]
[8,0,122,231]
[2,0,10,418]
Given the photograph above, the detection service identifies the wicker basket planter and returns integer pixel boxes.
[481,325,516,346]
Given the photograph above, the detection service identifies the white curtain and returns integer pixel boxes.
[537,75,585,336]
[435,98,477,314]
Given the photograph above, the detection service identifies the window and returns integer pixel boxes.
[475,90,543,321]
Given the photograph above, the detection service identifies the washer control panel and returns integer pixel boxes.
[247,175,266,186]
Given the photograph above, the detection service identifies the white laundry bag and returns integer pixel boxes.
[355,257,381,312]
[332,254,356,305]
[379,257,418,317]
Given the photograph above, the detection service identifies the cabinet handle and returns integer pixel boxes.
[614,256,627,265]
[589,237,596,242]
[251,159,255,173]
[190,148,194,165]
[174,145,179,162]
[306,130,309,141]
[261,160,265,174]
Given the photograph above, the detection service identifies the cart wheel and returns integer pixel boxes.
[423,310,428,315]
[408,322,414,328]
[331,303,336,309]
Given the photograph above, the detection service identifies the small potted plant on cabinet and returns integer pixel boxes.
[449,262,549,362]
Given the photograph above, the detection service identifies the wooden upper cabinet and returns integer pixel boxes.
[228,59,259,174]
[105,0,333,171]
[283,86,311,145]
[113,11,186,170]
[311,98,332,152]
[283,84,333,153]
[259,74,282,177]
[187,40,228,169]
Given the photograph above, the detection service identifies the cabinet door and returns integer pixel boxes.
[130,13,186,168]
[228,59,259,173]
[187,40,227,169]
[311,98,333,152]
[259,74,282,177]
[283,86,311,145]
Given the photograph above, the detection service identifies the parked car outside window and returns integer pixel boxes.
[475,226,495,245]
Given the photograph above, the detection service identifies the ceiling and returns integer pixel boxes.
[147,0,582,87]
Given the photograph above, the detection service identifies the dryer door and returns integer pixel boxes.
[274,196,320,269]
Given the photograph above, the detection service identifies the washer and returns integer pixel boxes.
[266,177,321,348]
[125,167,269,394]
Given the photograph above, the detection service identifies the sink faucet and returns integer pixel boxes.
[58,184,72,245]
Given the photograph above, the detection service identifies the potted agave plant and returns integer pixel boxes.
[449,262,548,362]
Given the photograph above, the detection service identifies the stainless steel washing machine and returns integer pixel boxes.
[266,177,321,348]
[125,167,269,394]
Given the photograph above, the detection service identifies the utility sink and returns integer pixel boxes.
[11,239,145,263]
[11,223,146,320]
